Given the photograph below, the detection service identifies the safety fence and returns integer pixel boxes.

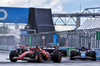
[0,28,100,56]
[0,36,15,45]
[67,29,100,48]
[20,28,100,49]
[0,36,16,51]
[20,32,64,47]
[0,45,15,51]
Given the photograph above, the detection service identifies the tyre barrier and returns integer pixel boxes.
[91,49,100,59]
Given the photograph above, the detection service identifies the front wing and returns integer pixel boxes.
[71,55,95,59]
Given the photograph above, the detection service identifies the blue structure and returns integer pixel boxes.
[53,34,57,45]
[21,30,27,35]
[0,7,29,23]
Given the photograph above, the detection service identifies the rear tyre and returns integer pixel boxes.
[9,50,17,62]
[34,52,43,62]
[70,50,76,60]
[52,50,62,63]
[60,50,67,57]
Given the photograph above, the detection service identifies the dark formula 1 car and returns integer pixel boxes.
[70,47,96,61]
[8,46,62,63]
[44,48,67,57]
[45,45,67,57]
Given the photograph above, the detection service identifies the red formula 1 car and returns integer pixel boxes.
[8,46,62,63]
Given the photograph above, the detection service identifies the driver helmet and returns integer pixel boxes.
[36,44,40,50]
[82,45,85,48]
[53,45,56,48]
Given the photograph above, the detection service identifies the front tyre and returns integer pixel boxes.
[90,51,96,61]
[70,57,75,60]
[9,51,17,62]
[52,50,62,63]
[70,51,76,60]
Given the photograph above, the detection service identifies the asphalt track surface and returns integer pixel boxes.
[0,50,100,66]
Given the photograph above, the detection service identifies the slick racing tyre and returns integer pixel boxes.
[52,50,62,63]
[70,57,75,60]
[34,52,43,62]
[60,50,67,57]
[9,50,17,62]
[70,50,76,60]
[90,51,96,61]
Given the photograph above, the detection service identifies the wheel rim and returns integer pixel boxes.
[39,54,42,60]
[35,55,38,60]
[59,54,62,61]
[46,54,49,58]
